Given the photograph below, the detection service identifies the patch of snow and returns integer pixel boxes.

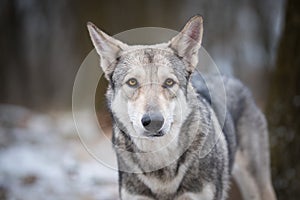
[0,105,119,200]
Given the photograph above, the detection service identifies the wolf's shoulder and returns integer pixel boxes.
[191,72,252,123]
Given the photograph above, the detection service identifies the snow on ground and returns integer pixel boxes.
[0,105,119,200]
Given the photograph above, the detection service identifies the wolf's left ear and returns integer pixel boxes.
[87,22,128,79]
[169,15,203,73]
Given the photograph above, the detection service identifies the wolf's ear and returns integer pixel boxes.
[169,15,203,73]
[87,22,128,78]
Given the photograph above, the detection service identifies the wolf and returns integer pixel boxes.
[87,15,277,200]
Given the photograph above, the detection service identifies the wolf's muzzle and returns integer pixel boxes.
[141,112,164,135]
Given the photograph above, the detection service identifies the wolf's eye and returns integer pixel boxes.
[126,78,138,87]
[163,78,175,88]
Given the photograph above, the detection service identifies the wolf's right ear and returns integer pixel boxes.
[87,22,128,78]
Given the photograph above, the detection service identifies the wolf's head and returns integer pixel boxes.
[87,16,203,151]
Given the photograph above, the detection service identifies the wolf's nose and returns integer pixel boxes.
[141,112,164,133]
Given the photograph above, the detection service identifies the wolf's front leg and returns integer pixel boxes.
[175,192,215,200]
[175,183,215,200]
[122,196,154,200]
[121,189,155,200]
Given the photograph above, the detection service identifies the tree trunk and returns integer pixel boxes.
[266,0,300,199]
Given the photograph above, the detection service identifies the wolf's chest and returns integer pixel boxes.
[136,163,189,194]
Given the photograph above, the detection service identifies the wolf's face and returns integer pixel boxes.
[110,48,189,138]
[88,16,203,151]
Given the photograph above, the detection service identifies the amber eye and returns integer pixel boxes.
[163,78,175,87]
[126,78,138,87]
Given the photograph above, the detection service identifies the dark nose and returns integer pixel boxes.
[141,112,164,133]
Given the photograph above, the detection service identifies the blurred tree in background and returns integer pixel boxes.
[266,0,300,199]
[0,0,79,109]
[0,0,284,110]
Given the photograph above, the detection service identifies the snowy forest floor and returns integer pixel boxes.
[0,105,118,200]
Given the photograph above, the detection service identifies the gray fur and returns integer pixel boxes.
[87,15,276,200]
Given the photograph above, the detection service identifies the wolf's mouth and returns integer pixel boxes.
[144,130,165,137]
